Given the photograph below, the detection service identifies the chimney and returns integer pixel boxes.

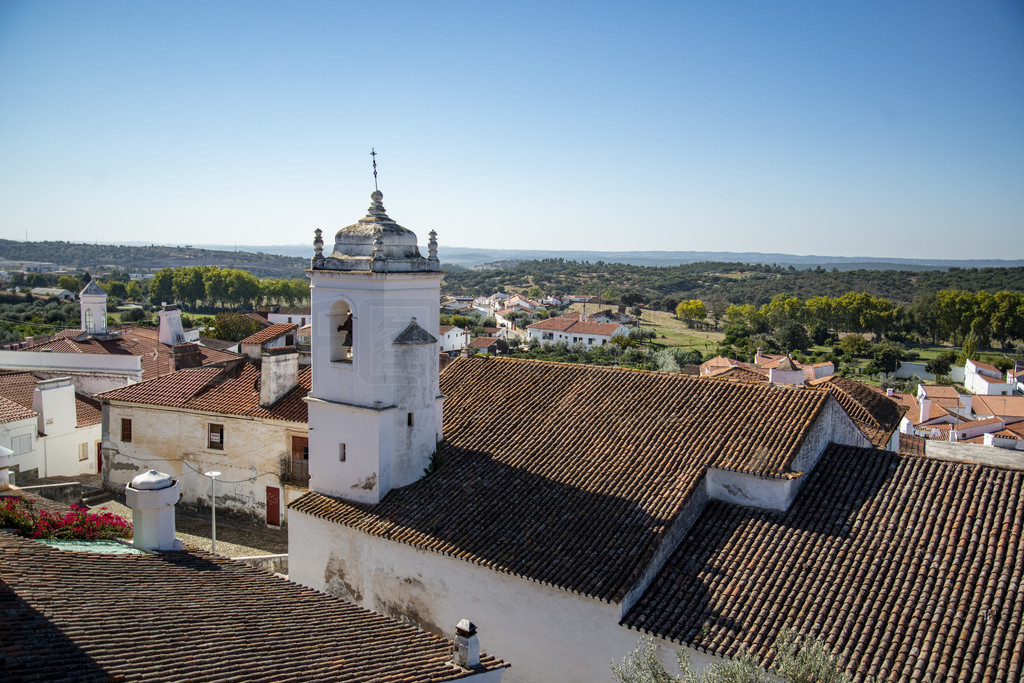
[959,393,973,417]
[886,387,894,397]
[453,619,480,669]
[260,347,299,408]
[125,469,183,551]
[32,377,76,437]
[171,343,203,371]
[919,397,931,423]
[159,305,186,346]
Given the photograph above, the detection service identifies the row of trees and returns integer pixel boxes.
[147,267,308,310]
[712,290,1024,351]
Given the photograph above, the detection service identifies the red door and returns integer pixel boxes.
[266,486,281,526]
[96,441,102,473]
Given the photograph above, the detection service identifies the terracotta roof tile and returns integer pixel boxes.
[919,384,960,399]
[0,531,507,682]
[972,395,1024,418]
[20,326,239,380]
[290,356,833,603]
[808,376,906,447]
[0,395,36,423]
[97,361,311,423]
[623,444,1024,682]
[527,314,623,336]
[0,372,100,429]
[970,359,1001,374]
[897,433,927,456]
[240,322,298,345]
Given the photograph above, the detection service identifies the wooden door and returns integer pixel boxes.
[266,486,280,526]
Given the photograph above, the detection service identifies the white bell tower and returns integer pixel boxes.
[79,280,108,335]
[306,189,443,504]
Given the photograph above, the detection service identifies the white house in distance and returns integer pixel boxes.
[964,358,1014,396]
[0,372,101,480]
[525,313,628,349]
[98,345,310,526]
[438,325,470,353]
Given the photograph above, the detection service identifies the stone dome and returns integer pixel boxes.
[332,191,423,260]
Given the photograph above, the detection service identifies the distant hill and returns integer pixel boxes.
[0,240,308,279]
[187,243,1024,271]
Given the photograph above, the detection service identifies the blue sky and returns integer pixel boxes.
[1,1,1021,259]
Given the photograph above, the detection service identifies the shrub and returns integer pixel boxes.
[0,497,132,540]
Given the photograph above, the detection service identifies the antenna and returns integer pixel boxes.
[371,148,379,191]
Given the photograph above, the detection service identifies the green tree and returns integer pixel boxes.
[172,267,206,309]
[205,311,265,342]
[125,280,144,301]
[675,299,707,328]
[204,268,231,309]
[526,285,545,299]
[777,322,811,352]
[150,268,174,305]
[227,269,261,308]
[57,275,80,292]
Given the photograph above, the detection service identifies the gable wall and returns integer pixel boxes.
[288,509,725,683]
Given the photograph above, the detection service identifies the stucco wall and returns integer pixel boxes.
[2,417,39,480]
[103,402,306,523]
[289,510,726,683]
[39,424,100,478]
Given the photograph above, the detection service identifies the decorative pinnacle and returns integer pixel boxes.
[371,148,378,191]
[313,228,323,255]
[428,229,438,262]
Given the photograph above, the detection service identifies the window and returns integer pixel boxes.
[11,434,30,454]
[78,443,88,461]
[330,300,354,363]
[588,338,594,345]
[542,332,553,340]
[339,443,346,462]
[287,436,310,485]
[208,423,224,450]
[121,418,132,443]
[84,308,94,332]
[407,412,414,427]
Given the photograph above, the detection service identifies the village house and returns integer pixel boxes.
[283,189,1024,682]
[29,286,75,300]
[964,357,1015,395]
[97,344,310,526]
[262,304,311,327]
[526,312,628,349]
[0,486,507,682]
[591,308,638,326]
[465,336,508,355]
[0,285,238,395]
[0,372,101,480]
[439,325,470,353]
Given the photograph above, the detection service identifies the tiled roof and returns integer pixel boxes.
[704,365,768,382]
[972,395,1024,418]
[976,373,1009,384]
[20,326,239,380]
[0,530,506,682]
[951,416,1004,433]
[970,359,1001,374]
[897,433,926,456]
[623,444,1024,682]
[97,361,311,423]
[439,325,454,334]
[0,372,100,429]
[527,314,623,336]
[919,384,960,399]
[240,322,298,345]
[807,376,906,448]
[0,395,36,423]
[468,336,501,349]
[290,356,833,603]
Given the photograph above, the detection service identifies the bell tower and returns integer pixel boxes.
[306,189,443,504]
[79,280,108,335]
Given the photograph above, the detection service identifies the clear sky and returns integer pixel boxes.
[1,1,1022,259]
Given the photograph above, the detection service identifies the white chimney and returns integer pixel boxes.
[32,377,76,437]
[159,305,186,346]
[453,619,481,669]
[125,469,183,551]
[886,387,894,397]
[919,397,931,423]
[260,347,299,408]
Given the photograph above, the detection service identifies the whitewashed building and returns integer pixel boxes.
[526,313,628,349]
[439,325,470,353]
[964,358,1014,396]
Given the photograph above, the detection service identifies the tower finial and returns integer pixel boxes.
[371,148,378,191]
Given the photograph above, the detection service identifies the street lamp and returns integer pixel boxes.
[204,471,221,553]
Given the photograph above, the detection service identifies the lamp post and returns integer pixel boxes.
[204,471,221,553]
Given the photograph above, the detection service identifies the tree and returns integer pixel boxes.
[706,296,729,329]
[125,280,144,301]
[612,630,852,683]
[526,285,545,299]
[172,267,206,309]
[621,291,644,307]
[58,275,80,292]
[871,341,904,374]
[204,268,231,309]
[227,269,261,308]
[777,322,811,353]
[675,300,707,328]
[925,351,956,377]
[205,311,265,342]
[150,268,174,305]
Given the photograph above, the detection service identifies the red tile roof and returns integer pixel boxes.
[240,322,298,345]
[0,372,100,428]
[919,384,960,399]
[467,336,501,349]
[290,356,835,603]
[0,395,36,424]
[97,361,311,423]
[972,395,1024,418]
[527,314,623,337]
[0,528,507,682]
[623,444,1024,682]
[897,432,927,456]
[970,358,1001,374]
[20,326,239,380]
